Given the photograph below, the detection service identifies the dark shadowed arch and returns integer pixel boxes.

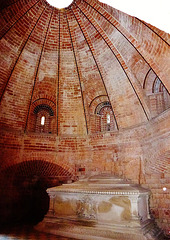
[0,160,75,188]
[0,160,75,226]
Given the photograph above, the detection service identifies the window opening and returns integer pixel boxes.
[106,113,111,131]
[41,116,45,126]
[107,114,110,124]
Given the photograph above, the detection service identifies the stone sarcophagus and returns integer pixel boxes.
[36,175,151,240]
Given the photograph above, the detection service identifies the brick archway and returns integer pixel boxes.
[0,160,75,188]
[0,160,75,226]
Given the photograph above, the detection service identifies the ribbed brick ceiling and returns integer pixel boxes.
[0,0,169,135]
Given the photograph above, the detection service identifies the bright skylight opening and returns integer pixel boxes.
[46,0,73,9]
[46,0,170,33]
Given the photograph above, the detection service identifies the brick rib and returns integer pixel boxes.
[76,2,150,121]
[0,5,46,104]
[143,68,152,89]
[66,12,89,134]
[72,7,119,130]
[136,18,170,47]
[82,0,169,93]
[0,0,41,40]
[24,7,54,132]
[56,11,60,136]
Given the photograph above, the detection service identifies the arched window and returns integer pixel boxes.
[144,70,170,117]
[33,104,54,133]
[94,102,116,132]
[151,78,170,115]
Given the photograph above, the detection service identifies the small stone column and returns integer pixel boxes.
[129,194,141,226]
[46,192,56,216]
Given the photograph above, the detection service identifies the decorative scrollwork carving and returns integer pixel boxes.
[76,195,96,220]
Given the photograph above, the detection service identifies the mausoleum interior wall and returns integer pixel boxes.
[0,110,169,233]
[0,0,169,236]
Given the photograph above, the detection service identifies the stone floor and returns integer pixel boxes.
[0,226,78,240]
[0,225,169,240]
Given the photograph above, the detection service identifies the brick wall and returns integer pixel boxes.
[0,110,169,234]
[0,0,169,235]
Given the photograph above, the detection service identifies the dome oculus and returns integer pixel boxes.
[46,0,73,8]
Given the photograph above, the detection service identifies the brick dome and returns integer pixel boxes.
[0,0,169,134]
[0,0,170,235]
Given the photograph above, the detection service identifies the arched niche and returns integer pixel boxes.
[89,96,117,133]
[27,99,56,133]
[144,70,170,117]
